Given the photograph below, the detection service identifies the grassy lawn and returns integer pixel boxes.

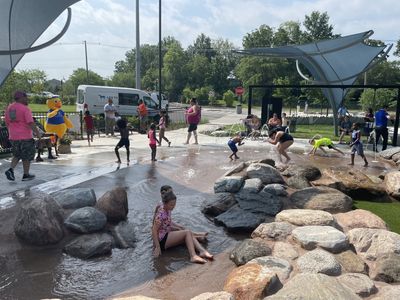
[292,124,338,141]
[353,200,400,234]
[29,104,76,112]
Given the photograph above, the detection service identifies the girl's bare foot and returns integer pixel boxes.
[200,251,214,260]
[116,160,121,164]
[348,163,354,166]
[191,255,207,264]
[364,163,368,167]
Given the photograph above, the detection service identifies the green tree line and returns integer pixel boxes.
[1,11,400,111]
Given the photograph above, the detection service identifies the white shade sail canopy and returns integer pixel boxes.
[235,31,392,113]
[0,0,80,87]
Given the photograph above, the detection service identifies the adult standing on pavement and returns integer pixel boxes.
[137,99,148,134]
[104,97,116,136]
[374,105,390,151]
[4,91,41,181]
[184,98,201,145]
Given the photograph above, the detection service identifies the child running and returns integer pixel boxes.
[228,132,244,160]
[152,190,213,263]
[158,185,208,242]
[148,123,160,161]
[349,122,368,167]
[158,110,171,147]
[115,118,130,165]
[83,110,95,146]
[308,135,344,156]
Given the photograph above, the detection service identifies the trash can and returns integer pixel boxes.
[236,104,242,114]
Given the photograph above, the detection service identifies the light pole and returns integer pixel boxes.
[135,0,141,89]
[158,0,162,109]
[83,40,89,82]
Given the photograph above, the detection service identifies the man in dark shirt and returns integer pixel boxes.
[338,116,352,144]
[374,106,390,151]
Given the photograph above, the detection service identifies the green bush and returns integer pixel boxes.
[194,87,209,105]
[223,90,235,107]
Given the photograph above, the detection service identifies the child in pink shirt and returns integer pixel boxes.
[148,123,160,161]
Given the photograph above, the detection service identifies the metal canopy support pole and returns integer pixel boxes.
[158,0,162,109]
[248,86,253,116]
[135,0,141,89]
[393,88,400,146]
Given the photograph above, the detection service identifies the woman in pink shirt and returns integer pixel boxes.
[148,123,160,161]
[152,190,213,264]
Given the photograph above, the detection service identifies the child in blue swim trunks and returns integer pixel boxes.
[228,133,244,160]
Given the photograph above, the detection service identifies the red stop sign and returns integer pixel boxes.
[235,86,244,96]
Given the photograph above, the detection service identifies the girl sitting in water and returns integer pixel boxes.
[152,190,213,263]
[158,185,208,242]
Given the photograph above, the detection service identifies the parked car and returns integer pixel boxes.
[148,91,168,109]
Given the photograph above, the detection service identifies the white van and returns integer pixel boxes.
[149,92,168,109]
[76,85,160,116]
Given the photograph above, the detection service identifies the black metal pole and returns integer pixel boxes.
[248,86,252,116]
[393,88,400,146]
[158,0,162,109]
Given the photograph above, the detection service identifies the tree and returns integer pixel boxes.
[0,71,29,105]
[394,38,400,57]
[19,69,47,94]
[242,24,274,49]
[187,33,215,61]
[360,88,396,111]
[273,21,304,46]
[303,11,338,42]
[64,68,104,96]
[108,72,135,88]
[163,43,188,101]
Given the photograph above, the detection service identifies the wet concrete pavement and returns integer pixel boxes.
[0,107,395,299]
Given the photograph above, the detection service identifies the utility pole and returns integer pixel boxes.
[84,40,89,82]
[135,0,141,89]
[158,0,162,109]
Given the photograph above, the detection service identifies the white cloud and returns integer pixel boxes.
[16,0,400,80]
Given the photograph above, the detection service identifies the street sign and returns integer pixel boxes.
[235,86,244,96]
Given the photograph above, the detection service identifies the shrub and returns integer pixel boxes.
[223,90,235,107]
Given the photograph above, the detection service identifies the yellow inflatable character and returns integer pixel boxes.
[45,97,73,147]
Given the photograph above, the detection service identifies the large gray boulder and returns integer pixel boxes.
[14,193,64,245]
[265,273,360,300]
[236,189,284,216]
[371,253,400,283]
[96,187,128,222]
[290,186,353,213]
[230,239,272,266]
[384,171,400,200]
[214,176,244,193]
[201,193,237,217]
[263,184,288,197]
[297,249,342,276]
[371,285,400,300]
[337,273,376,298]
[292,225,349,253]
[53,188,96,209]
[251,222,295,241]
[275,209,336,227]
[334,209,388,232]
[240,178,264,194]
[347,228,400,261]
[64,207,107,233]
[246,163,285,184]
[334,250,369,274]
[379,147,400,160]
[63,233,113,259]
[214,205,267,232]
[281,164,322,181]
[111,221,137,249]
[272,242,299,261]
[248,256,293,281]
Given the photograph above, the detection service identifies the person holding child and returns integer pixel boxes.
[349,122,368,167]
[115,118,130,165]
[152,189,213,264]
[228,132,244,160]
[148,123,160,161]
[158,110,171,147]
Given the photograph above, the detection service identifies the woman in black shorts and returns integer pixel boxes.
[266,128,294,164]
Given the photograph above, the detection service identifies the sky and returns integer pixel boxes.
[16,0,400,80]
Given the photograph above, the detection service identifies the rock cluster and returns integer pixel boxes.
[14,187,136,259]
[198,159,400,299]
